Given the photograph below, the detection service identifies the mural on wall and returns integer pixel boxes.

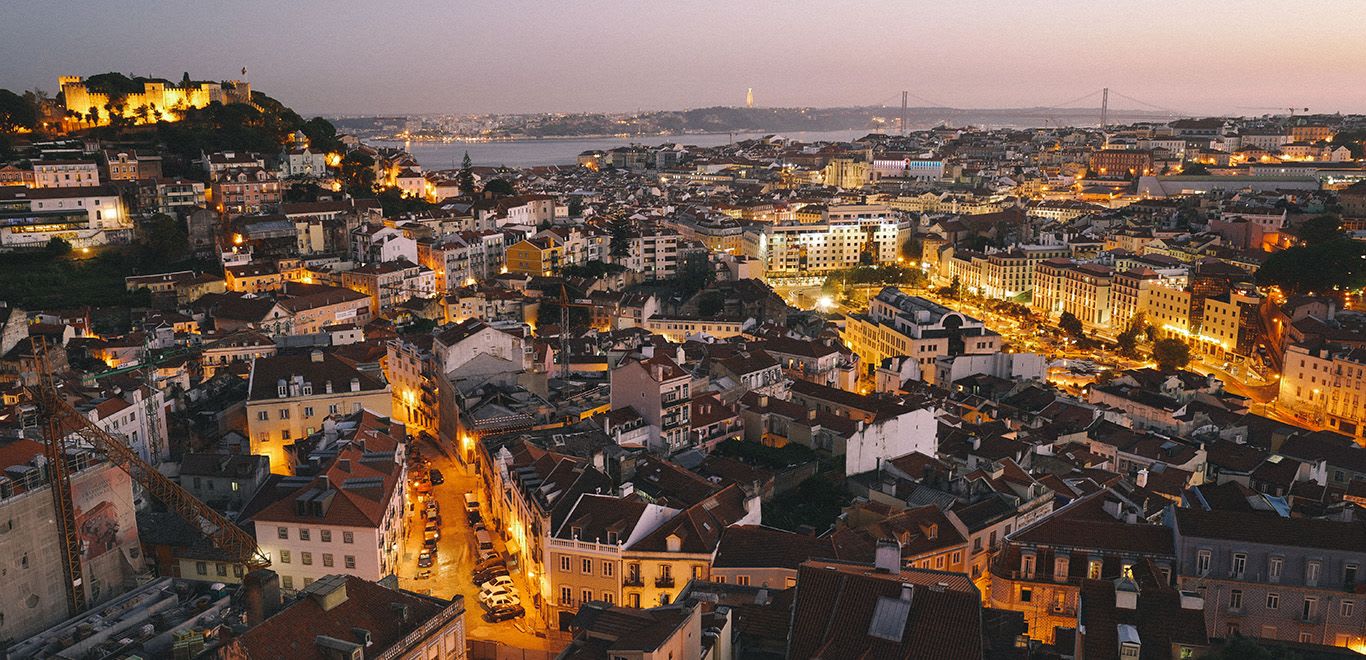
[71,466,141,563]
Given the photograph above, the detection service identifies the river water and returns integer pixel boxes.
[373,129,867,169]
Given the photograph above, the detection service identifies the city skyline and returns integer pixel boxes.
[3,0,1366,116]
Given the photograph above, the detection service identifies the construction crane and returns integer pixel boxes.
[29,339,269,617]
[555,281,596,380]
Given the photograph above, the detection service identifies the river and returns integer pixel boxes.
[372,129,868,170]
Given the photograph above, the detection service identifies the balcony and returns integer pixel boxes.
[623,575,644,587]
[655,576,675,588]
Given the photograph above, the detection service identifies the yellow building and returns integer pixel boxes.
[224,262,284,294]
[504,237,563,277]
[245,351,392,473]
[822,158,870,189]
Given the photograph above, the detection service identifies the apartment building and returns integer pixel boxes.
[1031,259,1114,331]
[224,262,284,294]
[244,351,392,472]
[843,287,1001,384]
[340,258,436,310]
[0,185,132,248]
[504,237,564,277]
[609,353,692,454]
[751,212,908,277]
[989,491,1176,643]
[212,167,282,216]
[33,159,101,188]
[1279,343,1366,441]
[1170,507,1366,648]
[248,443,405,593]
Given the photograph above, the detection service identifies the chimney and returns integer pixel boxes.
[807,409,817,422]
[325,380,334,394]
[243,569,282,627]
[1135,468,1149,488]
[390,602,411,623]
[320,475,331,492]
[899,583,915,603]
[350,377,360,392]
[969,435,981,451]
[311,350,325,363]
[874,538,901,573]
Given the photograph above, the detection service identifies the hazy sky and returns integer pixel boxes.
[3,0,1365,117]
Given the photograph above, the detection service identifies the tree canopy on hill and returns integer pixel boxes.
[155,91,317,165]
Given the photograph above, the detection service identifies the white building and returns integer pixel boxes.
[0,185,132,248]
[751,208,908,277]
[33,160,101,188]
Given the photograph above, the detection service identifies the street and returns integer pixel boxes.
[396,436,552,652]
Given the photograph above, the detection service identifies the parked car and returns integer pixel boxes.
[424,522,440,540]
[429,469,444,485]
[472,565,509,586]
[482,593,520,611]
[417,549,432,568]
[478,585,514,605]
[479,575,515,592]
[483,604,525,622]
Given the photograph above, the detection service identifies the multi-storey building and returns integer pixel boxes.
[341,258,435,311]
[32,159,101,188]
[244,351,392,471]
[1169,506,1366,648]
[0,185,132,248]
[212,167,282,216]
[504,237,564,276]
[1087,149,1154,178]
[843,287,1001,384]
[154,178,207,215]
[1279,343,1366,441]
[249,442,405,592]
[609,353,692,454]
[1199,287,1262,361]
[989,490,1176,643]
[751,210,908,277]
[1031,259,1114,331]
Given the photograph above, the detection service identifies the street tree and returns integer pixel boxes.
[1152,338,1192,371]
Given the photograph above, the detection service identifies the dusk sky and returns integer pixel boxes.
[4,0,1365,117]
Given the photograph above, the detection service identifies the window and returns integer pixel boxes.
[737,575,750,586]
[280,550,291,564]
[279,409,290,420]
[304,406,314,418]
[660,565,672,579]
[602,562,614,577]
[329,404,339,415]
[1020,587,1033,603]
[561,556,571,572]
[1266,593,1279,610]
[321,530,331,543]
[278,527,289,540]
[343,531,354,544]
[1231,552,1246,577]
[196,561,208,576]
[1307,561,1321,587]
[1195,550,1211,575]
[1229,590,1242,610]
[301,552,313,566]
[1342,600,1355,618]
[582,589,593,604]
[323,553,334,567]
[1346,564,1359,586]
[1303,597,1318,621]
[560,586,572,605]
[345,555,355,569]
[952,551,962,565]
[257,410,269,421]
[216,563,227,576]
[299,528,310,541]
[1299,632,1314,644]
[582,558,592,574]
[281,430,291,441]
[282,576,293,590]
[1089,560,1102,580]
[1269,557,1283,582]
[602,592,614,605]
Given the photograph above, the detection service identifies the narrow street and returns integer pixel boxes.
[395,435,552,652]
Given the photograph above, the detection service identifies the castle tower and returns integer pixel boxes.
[745,88,754,109]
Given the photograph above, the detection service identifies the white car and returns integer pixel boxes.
[478,584,514,604]
[479,575,515,592]
[483,593,521,610]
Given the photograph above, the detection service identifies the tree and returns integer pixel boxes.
[1152,338,1192,371]
[1059,311,1085,340]
[139,214,189,265]
[483,178,515,196]
[675,251,715,297]
[340,150,377,195]
[0,89,37,133]
[458,152,475,196]
[45,237,72,256]
[1181,160,1210,176]
[947,275,963,300]
[567,196,584,217]
[1116,312,1148,358]
[697,291,725,317]
[1295,214,1343,245]
[1256,238,1366,295]
[301,117,341,153]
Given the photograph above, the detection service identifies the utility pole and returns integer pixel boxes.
[1100,87,1109,128]
[900,91,908,136]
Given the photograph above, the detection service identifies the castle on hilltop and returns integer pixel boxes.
[59,75,252,127]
